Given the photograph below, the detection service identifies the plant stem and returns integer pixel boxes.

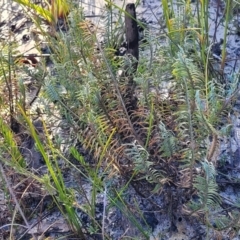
[221,0,231,71]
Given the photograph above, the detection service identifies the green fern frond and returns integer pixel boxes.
[172,47,204,97]
[125,142,150,170]
[44,80,61,102]
[159,121,177,157]
[190,160,221,211]
[214,215,233,230]
[194,176,220,207]
[125,142,166,190]
[201,158,217,180]
[225,72,239,98]
[213,212,240,231]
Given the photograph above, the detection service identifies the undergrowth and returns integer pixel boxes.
[1,0,240,239]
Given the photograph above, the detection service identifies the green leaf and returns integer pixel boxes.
[13,0,54,23]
